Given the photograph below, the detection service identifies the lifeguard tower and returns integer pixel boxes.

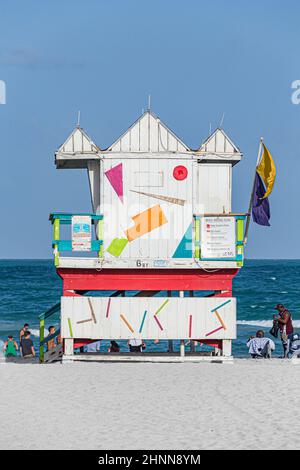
[39,110,246,362]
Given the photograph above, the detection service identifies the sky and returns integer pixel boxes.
[0,0,299,259]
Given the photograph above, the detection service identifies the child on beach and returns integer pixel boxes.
[3,336,19,357]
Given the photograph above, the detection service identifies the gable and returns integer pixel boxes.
[58,127,99,154]
[198,128,241,155]
[108,111,189,153]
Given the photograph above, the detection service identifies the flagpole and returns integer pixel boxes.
[244,137,264,245]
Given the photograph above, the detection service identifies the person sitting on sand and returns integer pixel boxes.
[20,331,35,358]
[108,340,120,353]
[247,330,275,358]
[84,340,101,353]
[47,326,56,351]
[19,323,29,345]
[4,335,19,357]
[128,338,146,353]
[288,333,300,358]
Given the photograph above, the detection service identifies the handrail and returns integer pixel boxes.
[40,328,61,347]
[49,212,103,223]
[39,301,61,320]
[39,301,61,363]
[49,212,104,266]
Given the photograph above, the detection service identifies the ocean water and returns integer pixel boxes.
[0,259,299,358]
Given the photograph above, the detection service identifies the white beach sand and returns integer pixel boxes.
[0,360,299,450]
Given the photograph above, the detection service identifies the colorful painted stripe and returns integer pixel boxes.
[77,318,93,325]
[188,315,193,338]
[88,298,97,324]
[139,310,147,334]
[210,299,231,313]
[153,315,164,331]
[214,310,227,330]
[67,318,73,338]
[154,299,170,317]
[205,326,224,337]
[120,314,134,333]
[106,298,111,318]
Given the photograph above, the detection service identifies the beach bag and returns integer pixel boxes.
[269,323,279,338]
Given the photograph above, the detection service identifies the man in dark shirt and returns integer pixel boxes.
[274,304,294,358]
[21,331,35,358]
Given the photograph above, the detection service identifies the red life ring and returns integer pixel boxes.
[173,165,188,181]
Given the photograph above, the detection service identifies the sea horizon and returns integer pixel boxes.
[0,259,298,358]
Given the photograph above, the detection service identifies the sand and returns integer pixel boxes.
[0,359,299,450]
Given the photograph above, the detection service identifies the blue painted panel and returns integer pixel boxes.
[172,223,193,258]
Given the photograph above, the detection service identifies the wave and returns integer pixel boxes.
[0,340,4,357]
[30,329,41,338]
[238,320,300,328]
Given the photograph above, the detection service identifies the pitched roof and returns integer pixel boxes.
[57,126,99,154]
[198,128,241,155]
[108,110,190,153]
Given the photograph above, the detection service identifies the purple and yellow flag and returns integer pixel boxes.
[252,144,276,226]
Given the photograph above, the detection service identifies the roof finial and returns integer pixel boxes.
[148,94,151,111]
[77,110,81,128]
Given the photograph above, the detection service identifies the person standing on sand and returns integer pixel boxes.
[19,323,29,346]
[273,304,294,358]
[3,335,19,357]
[20,331,35,358]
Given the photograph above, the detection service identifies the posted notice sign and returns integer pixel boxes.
[72,216,92,251]
[201,217,236,259]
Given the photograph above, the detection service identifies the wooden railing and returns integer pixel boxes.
[49,212,104,266]
[39,302,61,363]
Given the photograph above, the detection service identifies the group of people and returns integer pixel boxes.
[247,304,300,359]
[3,324,35,359]
[3,304,299,360]
[82,338,146,353]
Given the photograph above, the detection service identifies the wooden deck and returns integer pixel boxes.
[62,351,234,364]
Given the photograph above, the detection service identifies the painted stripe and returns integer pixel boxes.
[153,315,164,331]
[106,298,111,318]
[154,299,170,317]
[88,298,97,324]
[214,310,227,330]
[120,314,134,333]
[139,310,147,334]
[205,326,224,337]
[130,189,185,206]
[77,318,93,325]
[68,318,73,338]
[189,315,193,338]
[211,299,231,313]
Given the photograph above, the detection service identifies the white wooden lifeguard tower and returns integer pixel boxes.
[39,110,245,362]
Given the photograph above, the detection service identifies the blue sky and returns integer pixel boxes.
[0,0,299,258]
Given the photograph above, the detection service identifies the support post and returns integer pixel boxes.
[222,340,232,357]
[64,338,74,356]
[194,217,200,259]
[39,318,45,363]
[53,218,60,267]
[179,291,185,357]
[97,219,104,258]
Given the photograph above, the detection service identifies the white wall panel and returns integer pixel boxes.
[61,296,236,340]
